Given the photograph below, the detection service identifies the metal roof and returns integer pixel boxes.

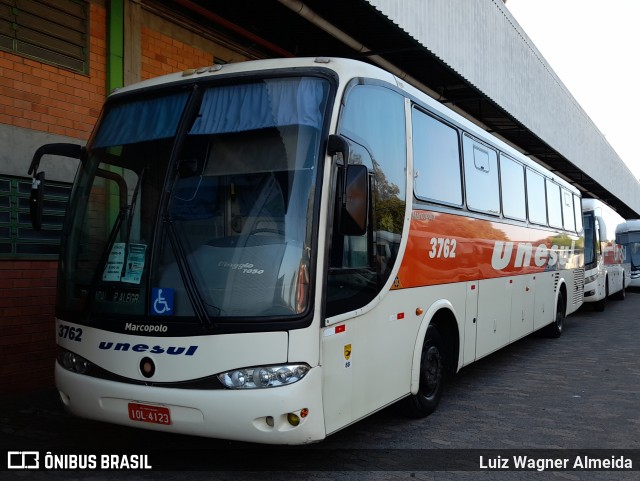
[161,0,639,218]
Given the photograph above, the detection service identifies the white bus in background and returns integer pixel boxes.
[28,57,584,444]
[582,198,628,310]
[616,220,640,287]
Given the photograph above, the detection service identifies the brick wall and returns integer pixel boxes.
[1,5,237,395]
[0,261,58,393]
[0,3,106,140]
[141,26,214,80]
[0,3,107,395]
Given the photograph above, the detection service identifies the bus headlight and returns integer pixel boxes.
[218,364,310,389]
[57,348,92,374]
[584,273,598,284]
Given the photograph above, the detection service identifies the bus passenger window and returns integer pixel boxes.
[412,109,462,206]
[463,136,499,215]
[546,179,563,229]
[562,189,576,231]
[500,155,526,221]
[574,194,583,232]
[526,169,547,225]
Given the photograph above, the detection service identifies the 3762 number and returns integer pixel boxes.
[429,237,457,259]
[58,324,83,342]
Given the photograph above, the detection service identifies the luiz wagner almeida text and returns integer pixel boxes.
[479,454,633,472]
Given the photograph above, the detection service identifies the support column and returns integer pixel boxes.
[107,0,125,92]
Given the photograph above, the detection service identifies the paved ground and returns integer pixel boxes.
[1,290,639,481]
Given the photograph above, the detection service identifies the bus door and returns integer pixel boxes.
[321,138,408,435]
[321,84,408,433]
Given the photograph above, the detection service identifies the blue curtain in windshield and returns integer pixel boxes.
[189,78,325,135]
[92,92,189,148]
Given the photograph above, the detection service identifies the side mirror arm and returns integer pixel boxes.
[328,135,351,207]
[27,143,84,230]
[28,143,83,176]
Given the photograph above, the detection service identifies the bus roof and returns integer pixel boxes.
[107,56,578,195]
[109,57,394,97]
[582,198,620,214]
[616,219,640,234]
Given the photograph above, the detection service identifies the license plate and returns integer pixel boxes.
[128,402,171,425]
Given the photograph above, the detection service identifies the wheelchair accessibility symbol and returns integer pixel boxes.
[151,288,174,316]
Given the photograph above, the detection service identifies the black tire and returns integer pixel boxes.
[544,291,565,338]
[593,281,607,312]
[404,324,446,418]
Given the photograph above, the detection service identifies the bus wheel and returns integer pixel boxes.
[544,292,565,338]
[594,282,608,312]
[404,324,445,418]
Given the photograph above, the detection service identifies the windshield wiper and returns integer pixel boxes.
[80,166,137,317]
[123,168,144,245]
[150,83,218,328]
[163,215,219,329]
[82,205,127,317]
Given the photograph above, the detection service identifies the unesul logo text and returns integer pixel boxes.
[491,241,576,270]
[98,341,198,356]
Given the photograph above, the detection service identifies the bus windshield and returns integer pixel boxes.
[58,76,331,324]
[627,233,640,271]
[583,212,596,268]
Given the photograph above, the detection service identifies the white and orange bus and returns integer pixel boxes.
[29,57,584,444]
[582,198,628,310]
[616,219,640,287]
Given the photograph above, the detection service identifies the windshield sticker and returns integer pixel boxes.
[151,288,174,316]
[121,243,147,284]
[102,242,126,282]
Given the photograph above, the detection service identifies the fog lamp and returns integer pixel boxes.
[287,412,300,426]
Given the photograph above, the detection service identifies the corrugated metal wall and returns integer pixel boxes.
[367,0,640,215]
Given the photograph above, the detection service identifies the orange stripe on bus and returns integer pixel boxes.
[394,210,584,289]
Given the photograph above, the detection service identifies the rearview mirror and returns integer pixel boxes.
[328,135,370,236]
[339,164,369,236]
[596,215,607,241]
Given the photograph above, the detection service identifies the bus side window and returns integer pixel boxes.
[500,154,526,221]
[412,108,462,207]
[546,179,563,229]
[574,194,583,232]
[526,168,547,225]
[463,135,499,215]
[326,141,376,317]
[562,189,576,231]
[326,84,406,319]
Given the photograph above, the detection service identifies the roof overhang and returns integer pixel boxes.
[158,0,637,218]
